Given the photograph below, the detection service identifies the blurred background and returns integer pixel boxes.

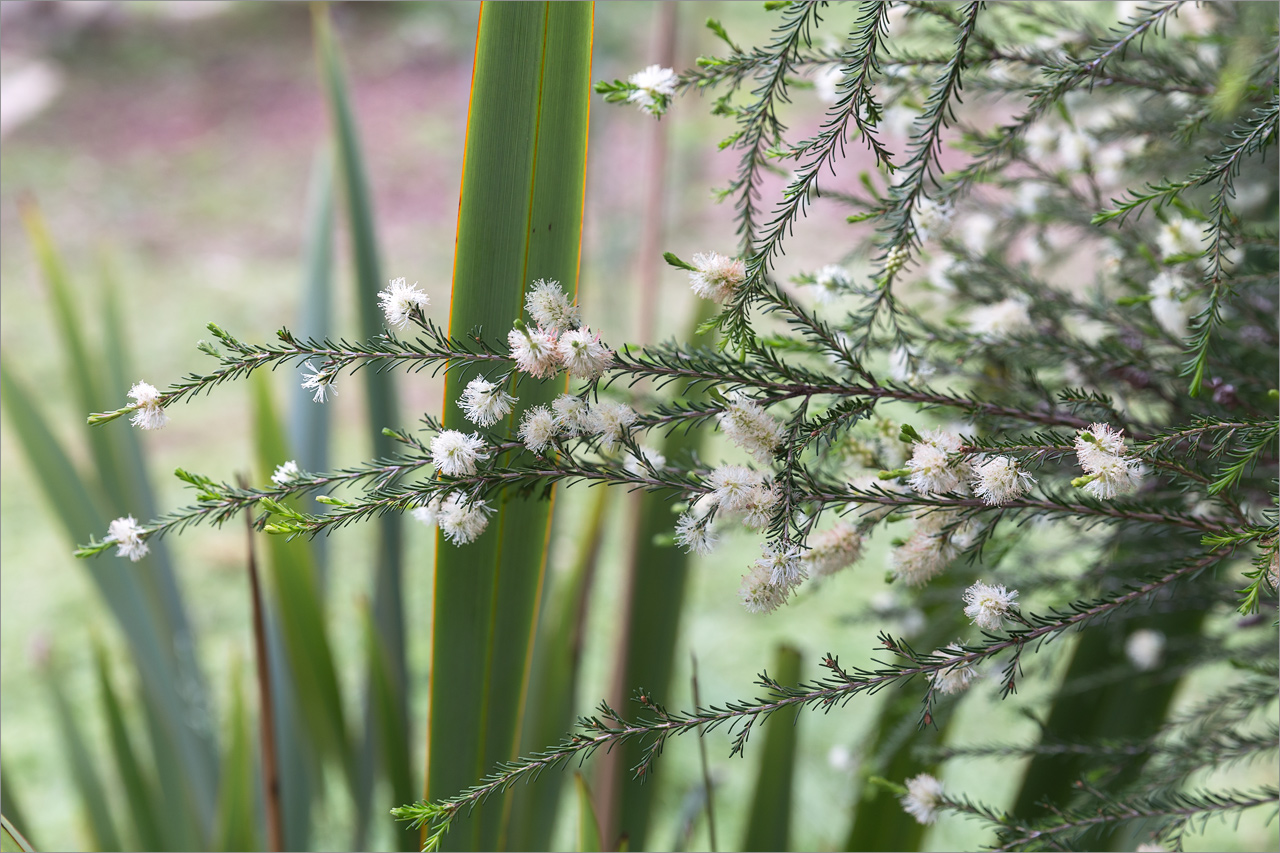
[1,3,1274,852]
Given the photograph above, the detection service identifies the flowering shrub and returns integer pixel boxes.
[78,2,1276,850]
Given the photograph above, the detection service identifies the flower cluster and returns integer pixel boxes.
[626,65,677,117]
[127,381,168,431]
[1073,423,1142,500]
[412,495,493,546]
[377,277,430,329]
[718,392,786,466]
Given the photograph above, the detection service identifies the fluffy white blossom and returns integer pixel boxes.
[557,328,614,380]
[551,394,592,436]
[438,496,493,545]
[1148,270,1194,338]
[966,298,1033,340]
[688,251,747,303]
[929,644,977,695]
[901,773,945,825]
[810,264,850,304]
[377,277,430,329]
[960,213,996,256]
[1125,629,1166,672]
[107,515,149,562]
[524,279,581,334]
[1015,181,1048,215]
[127,381,169,430]
[627,64,678,116]
[890,512,963,586]
[803,522,864,578]
[906,429,967,495]
[755,541,807,589]
[738,561,790,614]
[518,406,557,454]
[431,430,489,477]
[459,377,517,427]
[507,325,562,378]
[1024,122,1059,161]
[706,464,767,513]
[1156,215,1208,261]
[674,512,718,555]
[587,400,636,452]
[411,497,443,528]
[625,445,666,475]
[963,581,1019,631]
[813,64,844,105]
[913,196,954,242]
[271,460,301,487]
[1074,423,1142,500]
[972,456,1035,506]
[301,361,338,403]
[1057,128,1096,171]
[718,392,785,465]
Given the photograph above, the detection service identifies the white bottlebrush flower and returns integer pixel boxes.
[557,327,614,380]
[551,394,592,436]
[459,376,517,427]
[127,381,169,430]
[929,644,977,695]
[906,429,967,495]
[411,497,443,528]
[674,512,718,556]
[1082,455,1143,500]
[813,64,844,105]
[524,279,581,335]
[1156,215,1207,261]
[106,516,150,562]
[1014,181,1048,215]
[803,522,864,578]
[913,196,954,242]
[755,541,807,589]
[507,325,562,378]
[377,277,430,329]
[739,484,780,530]
[889,527,952,587]
[586,400,636,452]
[688,251,747,303]
[901,773,945,825]
[1125,629,1166,672]
[301,361,338,403]
[437,495,492,545]
[960,213,996,256]
[718,392,785,466]
[627,64,678,116]
[1057,128,1096,171]
[271,460,301,487]
[810,264,851,303]
[518,406,557,454]
[706,464,767,513]
[738,561,790,615]
[430,430,490,477]
[1074,422,1142,499]
[1148,270,1194,338]
[1024,121,1060,161]
[966,298,1033,340]
[889,345,935,384]
[972,456,1035,506]
[963,580,1019,631]
[624,445,666,475]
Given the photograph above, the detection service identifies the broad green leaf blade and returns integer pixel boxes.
[251,375,351,776]
[214,661,260,852]
[0,816,34,853]
[741,645,802,852]
[93,642,164,851]
[1,763,37,853]
[1,362,215,845]
[426,4,593,850]
[289,145,336,580]
[611,299,716,848]
[574,773,603,853]
[360,600,419,851]
[313,14,407,845]
[47,668,122,851]
[507,489,613,851]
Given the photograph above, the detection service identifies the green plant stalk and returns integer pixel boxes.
[741,645,803,852]
[313,11,409,844]
[214,659,260,852]
[424,4,593,850]
[93,642,165,851]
